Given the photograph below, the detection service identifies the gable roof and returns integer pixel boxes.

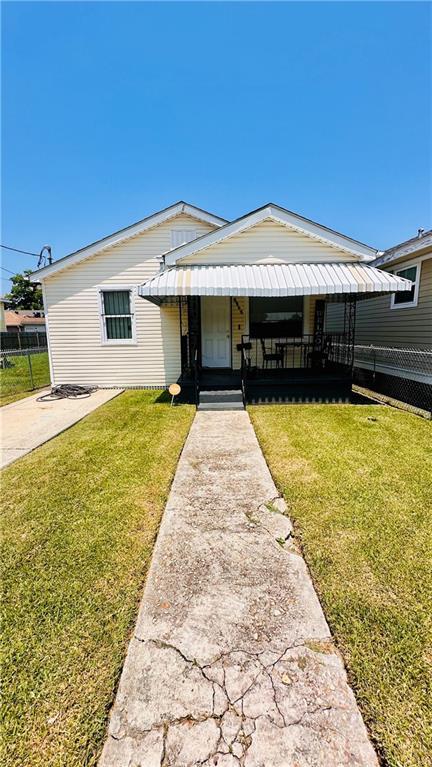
[32,201,227,281]
[164,203,378,265]
[373,229,432,268]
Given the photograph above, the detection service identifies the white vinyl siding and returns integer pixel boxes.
[179,219,359,265]
[43,214,215,387]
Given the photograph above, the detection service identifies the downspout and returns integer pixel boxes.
[156,254,166,272]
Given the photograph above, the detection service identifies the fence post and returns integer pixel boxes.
[27,351,34,390]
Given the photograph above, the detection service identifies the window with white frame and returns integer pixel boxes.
[100,289,134,342]
[391,263,420,308]
[171,229,197,249]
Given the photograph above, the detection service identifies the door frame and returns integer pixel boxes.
[200,296,232,369]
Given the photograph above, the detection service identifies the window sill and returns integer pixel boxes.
[101,340,138,346]
[390,301,418,310]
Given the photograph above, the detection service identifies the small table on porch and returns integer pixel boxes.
[275,340,309,368]
[274,342,290,368]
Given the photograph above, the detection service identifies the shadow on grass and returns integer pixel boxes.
[154,390,171,404]
[349,392,381,406]
[155,387,195,406]
[154,385,380,408]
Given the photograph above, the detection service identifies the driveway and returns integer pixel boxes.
[1,388,121,469]
[100,411,377,767]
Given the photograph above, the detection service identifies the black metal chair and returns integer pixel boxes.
[308,336,331,370]
[236,341,251,370]
[260,338,284,368]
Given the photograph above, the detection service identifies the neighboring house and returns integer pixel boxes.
[326,230,432,410]
[0,298,6,331]
[4,309,46,334]
[32,201,412,405]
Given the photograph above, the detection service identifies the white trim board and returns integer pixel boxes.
[41,282,54,386]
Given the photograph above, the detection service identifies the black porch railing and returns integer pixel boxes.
[239,332,354,405]
[239,333,353,372]
[240,342,249,407]
[193,347,199,407]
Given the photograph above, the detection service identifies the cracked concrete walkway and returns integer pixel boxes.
[100,411,377,767]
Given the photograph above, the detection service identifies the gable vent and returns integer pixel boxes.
[171,229,198,249]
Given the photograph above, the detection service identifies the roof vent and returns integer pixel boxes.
[418,228,425,238]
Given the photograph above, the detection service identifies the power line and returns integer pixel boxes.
[0,264,14,283]
[1,243,53,268]
[0,244,40,257]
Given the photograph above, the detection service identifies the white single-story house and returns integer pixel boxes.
[33,201,413,406]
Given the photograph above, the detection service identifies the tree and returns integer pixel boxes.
[4,270,43,309]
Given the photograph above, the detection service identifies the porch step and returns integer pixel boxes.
[198,389,244,410]
[198,402,244,411]
[199,389,243,403]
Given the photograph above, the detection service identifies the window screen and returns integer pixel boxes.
[101,290,133,340]
[393,266,417,305]
[249,297,303,338]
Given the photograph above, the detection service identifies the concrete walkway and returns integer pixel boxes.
[100,411,378,767]
[1,388,121,469]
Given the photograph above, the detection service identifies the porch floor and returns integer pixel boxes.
[200,368,241,390]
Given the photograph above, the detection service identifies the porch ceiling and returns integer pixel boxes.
[138,263,412,304]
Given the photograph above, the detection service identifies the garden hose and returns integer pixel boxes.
[37,384,96,402]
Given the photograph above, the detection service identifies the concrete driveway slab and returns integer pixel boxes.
[100,411,378,767]
[1,388,121,468]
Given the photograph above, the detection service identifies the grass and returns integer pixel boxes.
[249,404,432,767]
[0,350,50,406]
[1,391,194,767]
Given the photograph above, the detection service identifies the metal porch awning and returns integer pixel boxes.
[138,263,412,304]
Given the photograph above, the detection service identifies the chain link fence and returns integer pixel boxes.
[0,347,50,406]
[352,344,432,414]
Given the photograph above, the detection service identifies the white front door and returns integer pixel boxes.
[201,297,231,368]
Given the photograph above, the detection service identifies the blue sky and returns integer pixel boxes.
[2,1,431,292]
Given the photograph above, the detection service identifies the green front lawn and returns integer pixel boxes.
[250,404,432,767]
[0,350,50,406]
[1,391,194,767]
